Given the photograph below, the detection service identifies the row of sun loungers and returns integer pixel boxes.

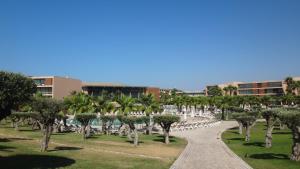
[170,121,221,131]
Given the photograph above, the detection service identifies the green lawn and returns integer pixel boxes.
[0,121,187,169]
[222,122,300,169]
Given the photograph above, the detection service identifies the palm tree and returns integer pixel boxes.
[207,86,223,96]
[173,95,184,112]
[214,96,230,120]
[116,95,136,115]
[115,95,136,137]
[197,96,208,113]
[64,92,95,114]
[64,92,96,139]
[223,85,238,96]
[138,94,162,135]
[285,77,297,95]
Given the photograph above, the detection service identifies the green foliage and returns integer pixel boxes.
[277,109,300,128]
[0,71,37,120]
[223,85,238,96]
[64,92,95,114]
[116,95,136,115]
[207,86,223,96]
[11,111,37,120]
[122,116,143,129]
[154,115,180,124]
[285,77,299,95]
[153,115,180,131]
[32,98,63,125]
[75,113,97,126]
[101,115,116,123]
[232,111,259,125]
[139,116,150,125]
[261,110,279,120]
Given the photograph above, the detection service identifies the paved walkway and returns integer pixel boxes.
[170,121,252,169]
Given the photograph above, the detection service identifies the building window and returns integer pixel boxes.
[239,89,254,95]
[267,82,282,88]
[238,83,253,89]
[34,79,45,86]
[37,87,52,94]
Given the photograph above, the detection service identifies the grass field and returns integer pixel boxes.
[0,121,187,169]
[222,122,300,169]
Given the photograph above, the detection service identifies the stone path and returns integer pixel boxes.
[170,121,252,169]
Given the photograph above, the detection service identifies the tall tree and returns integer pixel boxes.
[0,71,36,120]
[116,95,135,115]
[31,98,63,152]
[232,111,258,142]
[223,85,238,96]
[64,92,96,139]
[262,110,278,148]
[138,94,161,135]
[277,109,300,161]
[207,86,223,96]
[285,77,296,95]
[122,116,143,146]
[173,95,184,112]
[154,115,180,144]
[214,96,230,120]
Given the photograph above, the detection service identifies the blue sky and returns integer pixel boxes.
[1,0,300,90]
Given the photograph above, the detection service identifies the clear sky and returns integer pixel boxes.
[1,0,300,90]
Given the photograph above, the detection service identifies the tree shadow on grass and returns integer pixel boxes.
[51,133,67,136]
[86,135,100,140]
[125,140,145,144]
[0,137,33,142]
[243,142,264,147]
[226,138,244,141]
[152,135,177,143]
[0,154,75,169]
[228,131,240,135]
[19,129,36,132]
[273,131,291,135]
[48,146,82,152]
[0,145,15,152]
[0,138,10,142]
[250,153,289,160]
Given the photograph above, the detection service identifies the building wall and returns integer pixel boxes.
[237,81,285,96]
[52,77,82,99]
[44,78,53,85]
[145,87,160,100]
[205,79,297,96]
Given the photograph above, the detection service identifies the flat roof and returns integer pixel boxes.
[30,76,81,81]
[82,82,158,89]
[82,82,127,87]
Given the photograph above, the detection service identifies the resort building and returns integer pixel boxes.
[205,77,300,96]
[82,82,160,100]
[31,76,160,100]
[178,91,206,97]
[31,76,82,99]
